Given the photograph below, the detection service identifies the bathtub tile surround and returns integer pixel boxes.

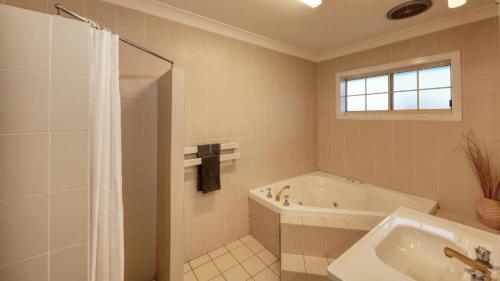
[184,234,280,281]
[0,4,90,281]
[249,198,281,257]
[280,215,370,262]
[318,18,500,221]
[281,253,330,281]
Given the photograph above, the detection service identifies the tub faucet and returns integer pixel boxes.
[443,247,491,281]
[275,185,290,202]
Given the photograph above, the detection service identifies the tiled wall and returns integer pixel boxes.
[1,1,161,280]
[2,0,318,275]
[157,69,185,281]
[249,198,280,258]
[317,18,500,220]
[0,5,89,281]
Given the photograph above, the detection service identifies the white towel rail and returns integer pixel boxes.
[184,142,240,168]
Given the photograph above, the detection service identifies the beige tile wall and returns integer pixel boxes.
[3,0,318,277]
[249,198,280,258]
[0,5,89,281]
[157,68,185,281]
[317,18,500,220]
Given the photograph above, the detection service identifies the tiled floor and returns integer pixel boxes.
[184,235,280,281]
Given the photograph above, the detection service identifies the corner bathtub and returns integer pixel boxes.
[249,171,438,221]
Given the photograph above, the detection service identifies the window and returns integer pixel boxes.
[337,51,461,121]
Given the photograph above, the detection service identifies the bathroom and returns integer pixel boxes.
[0,0,499,281]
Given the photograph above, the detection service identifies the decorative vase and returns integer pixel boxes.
[475,197,500,230]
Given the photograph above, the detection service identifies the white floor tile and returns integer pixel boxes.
[240,235,256,244]
[208,275,225,281]
[253,268,280,281]
[189,254,211,269]
[257,249,277,266]
[246,239,265,253]
[213,253,238,272]
[186,234,281,281]
[226,239,244,251]
[184,271,197,281]
[223,264,250,281]
[269,261,280,276]
[208,246,228,259]
[241,255,266,276]
[230,245,254,262]
[193,261,220,281]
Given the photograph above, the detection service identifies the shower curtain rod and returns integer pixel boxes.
[54,4,175,66]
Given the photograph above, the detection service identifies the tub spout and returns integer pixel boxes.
[275,185,290,202]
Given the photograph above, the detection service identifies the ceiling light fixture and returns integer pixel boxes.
[448,0,466,8]
[299,0,322,8]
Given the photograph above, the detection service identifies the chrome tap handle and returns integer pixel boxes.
[475,247,491,265]
[266,188,273,198]
[283,195,290,206]
[465,268,486,281]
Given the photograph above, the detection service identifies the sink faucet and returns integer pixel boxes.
[443,247,492,281]
[275,185,290,202]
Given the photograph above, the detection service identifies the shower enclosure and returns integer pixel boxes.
[0,4,184,281]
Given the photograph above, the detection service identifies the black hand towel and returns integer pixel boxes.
[197,144,221,193]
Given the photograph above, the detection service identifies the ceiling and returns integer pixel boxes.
[155,0,495,54]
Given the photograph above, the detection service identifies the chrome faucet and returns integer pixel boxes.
[266,188,273,198]
[275,185,290,202]
[443,247,492,281]
[475,246,493,268]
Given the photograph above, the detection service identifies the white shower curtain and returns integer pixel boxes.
[89,28,124,281]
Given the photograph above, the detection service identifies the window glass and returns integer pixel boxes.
[393,71,417,91]
[347,79,365,96]
[419,88,451,109]
[367,94,388,111]
[347,96,365,111]
[344,63,452,113]
[366,75,388,94]
[394,91,418,110]
[419,65,451,89]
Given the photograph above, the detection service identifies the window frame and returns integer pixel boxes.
[336,51,462,121]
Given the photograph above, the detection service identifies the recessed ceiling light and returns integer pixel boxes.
[448,0,466,8]
[299,0,322,8]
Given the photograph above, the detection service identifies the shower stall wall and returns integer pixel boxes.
[1,4,182,281]
[0,5,90,281]
[157,68,185,281]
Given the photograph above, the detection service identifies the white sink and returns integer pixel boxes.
[328,208,500,281]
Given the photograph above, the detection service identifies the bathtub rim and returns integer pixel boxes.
[248,171,439,220]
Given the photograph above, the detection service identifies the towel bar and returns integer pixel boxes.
[184,142,239,168]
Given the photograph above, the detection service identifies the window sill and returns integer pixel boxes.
[336,110,462,122]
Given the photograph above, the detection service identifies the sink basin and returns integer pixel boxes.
[328,208,500,281]
[375,226,466,281]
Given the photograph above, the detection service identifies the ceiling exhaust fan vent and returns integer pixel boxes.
[387,0,433,20]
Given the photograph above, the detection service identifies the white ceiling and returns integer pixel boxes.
[155,0,495,53]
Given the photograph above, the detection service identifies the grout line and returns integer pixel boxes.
[0,191,49,203]
[0,252,48,269]
[49,240,88,254]
[0,129,88,136]
[47,12,54,281]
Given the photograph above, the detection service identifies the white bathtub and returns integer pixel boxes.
[249,171,438,221]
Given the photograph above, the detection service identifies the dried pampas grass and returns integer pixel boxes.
[463,134,500,201]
